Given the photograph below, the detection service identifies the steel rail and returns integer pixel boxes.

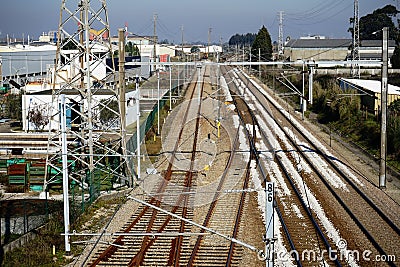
[186,126,241,266]
[89,72,201,267]
[226,66,340,266]
[237,68,398,267]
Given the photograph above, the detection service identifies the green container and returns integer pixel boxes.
[0,87,8,94]
[30,185,43,192]
[9,175,26,185]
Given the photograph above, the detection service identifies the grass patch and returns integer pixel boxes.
[2,194,126,267]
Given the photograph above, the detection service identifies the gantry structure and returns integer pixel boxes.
[45,0,134,198]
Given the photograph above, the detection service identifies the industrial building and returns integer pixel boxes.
[284,37,396,64]
[339,78,400,114]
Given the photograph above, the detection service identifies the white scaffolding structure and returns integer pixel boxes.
[45,0,134,196]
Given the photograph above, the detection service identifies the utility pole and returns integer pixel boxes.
[351,0,360,78]
[118,28,129,185]
[219,37,223,63]
[308,60,316,105]
[60,94,71,253]
[0,56,2,87]
[157,70,160,135]
[136,75,141,181]
[153,13,158,74]
[380,27,388,188]
[249,44,251,67]
[258,48,261,79]
[181,25,184,60]
[278,11,284,57]
[236,44,238,61]
[84,0,94,176]
[242,46,245,70]
[217,64,221,138]
[302,61,306,120]
[169,65,172,111]
[197,64,201,101]
[207,27,212,58]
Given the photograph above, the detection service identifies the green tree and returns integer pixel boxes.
[389,99,400,113]
[114,42,140,57]
[251,26,272,61]
[28,104,49,131]
[349,4,399,40]
[3,94,22,120]
[99,99,118,124]
[191,46,200,53]
[388,99,400,159]
[392,46,400,68]
[62,39,78,50]
[229,33,256,46]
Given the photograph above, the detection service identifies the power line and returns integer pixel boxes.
[286,0,347,20]
[286,1,352,25]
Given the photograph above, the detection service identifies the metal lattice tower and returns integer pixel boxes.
[45,0,134,195]
[351,0,360,77]
[278,11,284,56]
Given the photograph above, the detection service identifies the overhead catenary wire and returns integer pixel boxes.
[286,2,353,26]
[286,0,348,20]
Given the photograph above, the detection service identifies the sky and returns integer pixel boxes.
[0,0,398,44]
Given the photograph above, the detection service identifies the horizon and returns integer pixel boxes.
[0,1,398,44]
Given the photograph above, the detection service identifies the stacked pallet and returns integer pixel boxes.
[8,163,28,187]
[29,162,46,191]
[0,159,7,173]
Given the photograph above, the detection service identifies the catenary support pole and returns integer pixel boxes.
[308,61,316,105]
[169,65,172,111]
[0,56,2,87]
[136,75,141,181]
[61,94,71,253]
[157,70,160,135]
[302,61,306,120]
[118,28,130,186]
[197,64,201,100]
[380,27,388,188]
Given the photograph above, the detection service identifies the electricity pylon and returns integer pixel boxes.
[45,0,134,198]
[351,0,360,78]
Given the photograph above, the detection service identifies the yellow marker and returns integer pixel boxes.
[217,121,221,138]
[53,245,56,255]
[204,165,210,171]
[153,134,156,142]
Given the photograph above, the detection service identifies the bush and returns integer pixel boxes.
[359,119,380,148]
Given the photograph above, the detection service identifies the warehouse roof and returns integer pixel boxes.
[285,39,396,49]
[340,78,400,95]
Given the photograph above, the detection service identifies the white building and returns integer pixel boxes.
[21,89,118,132]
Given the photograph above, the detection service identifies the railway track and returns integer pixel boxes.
[87,65,204,266]
[225,67,341,266]
[224,66,400,266]
[84,65,264,266]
